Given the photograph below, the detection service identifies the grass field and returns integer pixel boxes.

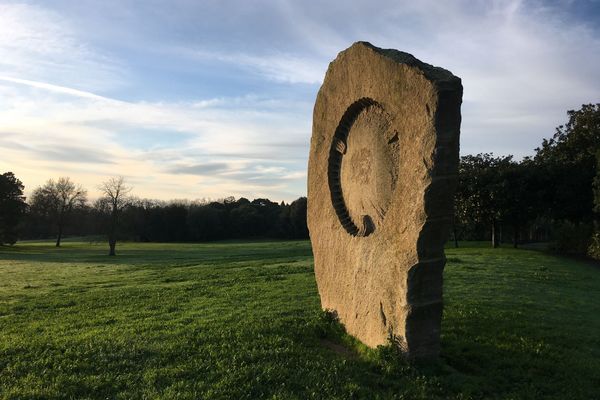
[0,241,598,399]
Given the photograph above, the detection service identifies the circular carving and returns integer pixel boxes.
[328,98,399,237]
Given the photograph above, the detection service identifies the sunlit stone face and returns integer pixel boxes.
[308,42,462,358]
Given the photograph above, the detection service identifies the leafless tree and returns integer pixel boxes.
[30,177,87,247]
[98,176,132,256]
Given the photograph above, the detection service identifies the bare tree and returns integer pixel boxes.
[30,177,87,247]
[98,176,131,256]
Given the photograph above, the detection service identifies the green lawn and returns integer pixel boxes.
[0,241,598,399]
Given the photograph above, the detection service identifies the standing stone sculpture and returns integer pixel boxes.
[307,42,462,358]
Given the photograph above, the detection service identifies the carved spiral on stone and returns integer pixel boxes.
[328,97,397,237]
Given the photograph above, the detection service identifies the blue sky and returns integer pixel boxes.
[1,0,599,201]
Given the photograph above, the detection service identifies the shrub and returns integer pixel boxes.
[587,231,600,260]
[549,221,593,256]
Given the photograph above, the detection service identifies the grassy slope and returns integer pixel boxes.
[0,241,598,399]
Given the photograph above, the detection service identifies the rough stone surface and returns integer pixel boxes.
[307,42,462,358]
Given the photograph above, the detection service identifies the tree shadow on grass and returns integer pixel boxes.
[0,241,313,266]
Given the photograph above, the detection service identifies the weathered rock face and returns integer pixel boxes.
[307,42,462,358]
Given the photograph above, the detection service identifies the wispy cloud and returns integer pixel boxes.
[168,0,600,157]
[0,77,310,201]
[1,0,599,202]
[169,162,232,175]
[265,0,600,157]
[181,49,326,84]
[0,3,124,92]
[0,76,111,100]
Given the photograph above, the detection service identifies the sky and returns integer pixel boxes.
[1,0,599,202]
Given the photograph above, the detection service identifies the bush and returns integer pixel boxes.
[587,232,600,260]
[549,221,593,256]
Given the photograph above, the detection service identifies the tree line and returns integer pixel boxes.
[454,103,600,257]
[1,103,598,258]
[0,173,309,254]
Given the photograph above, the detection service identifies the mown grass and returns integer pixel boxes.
[0,241,598,399]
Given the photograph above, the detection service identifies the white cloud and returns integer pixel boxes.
[0,78,310,201]
[179,48,326,84]
[1,0,599,202]
[0,76,111,100]
[0,3,124,91]
[170,0,600,158]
